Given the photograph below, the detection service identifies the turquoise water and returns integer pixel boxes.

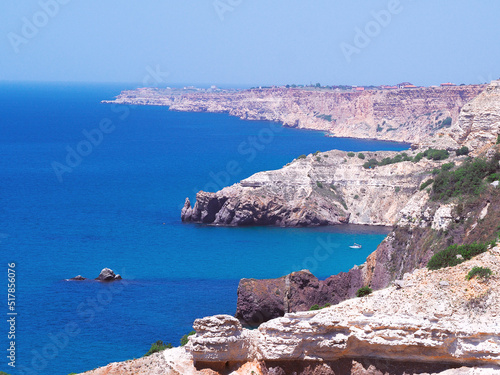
[0,83,406,374]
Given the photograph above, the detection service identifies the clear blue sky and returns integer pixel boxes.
[1,0,499,87]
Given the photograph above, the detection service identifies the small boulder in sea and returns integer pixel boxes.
[69,275,87,281]
[95,268,122,282]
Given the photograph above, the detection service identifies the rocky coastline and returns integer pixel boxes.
[79,80,500,374]
[79,246,500,374]
[181,149,460,227]
[104,85,484,146]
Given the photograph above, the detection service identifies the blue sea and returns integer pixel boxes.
[0,82,408,375]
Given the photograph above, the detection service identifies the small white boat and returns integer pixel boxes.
[349,243,362,249]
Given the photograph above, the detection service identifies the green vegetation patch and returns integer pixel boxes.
[363,158,379,169]
[466,266,492,281]
[363,152,413,169]
[442,117,452,126]
[180,331,196,346]
[358,153,365,160]
[423,148,449,161]
[431,153,500,201]
[144,340,173,357]
[297,154,307,159]
[427,243,488,270]
[456,146,470,156]
[347,152,355,157]
[356,286,373,297]
[309,303,331,311]
[315,114,333,122]
[420,178,434,191]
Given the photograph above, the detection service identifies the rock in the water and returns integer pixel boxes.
[69,275,86,281]
[95,268,122,282]
[180,197,192,222]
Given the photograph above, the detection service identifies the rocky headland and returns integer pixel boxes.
[104,85,484,145]
[80,80,500,374]
[181,149,462,227]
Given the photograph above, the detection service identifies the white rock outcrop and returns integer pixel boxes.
[431,203,456,231]
[450,80,500,155]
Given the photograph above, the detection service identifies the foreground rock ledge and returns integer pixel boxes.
[79,248,500,374]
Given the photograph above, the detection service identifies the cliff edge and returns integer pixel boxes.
[79,247,500,374]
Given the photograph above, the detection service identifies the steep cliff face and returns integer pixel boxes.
[182,150,450,227]
[449,80,500,155]
[106,85,484,144]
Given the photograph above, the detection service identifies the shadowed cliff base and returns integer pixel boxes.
[195,358,463,375]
